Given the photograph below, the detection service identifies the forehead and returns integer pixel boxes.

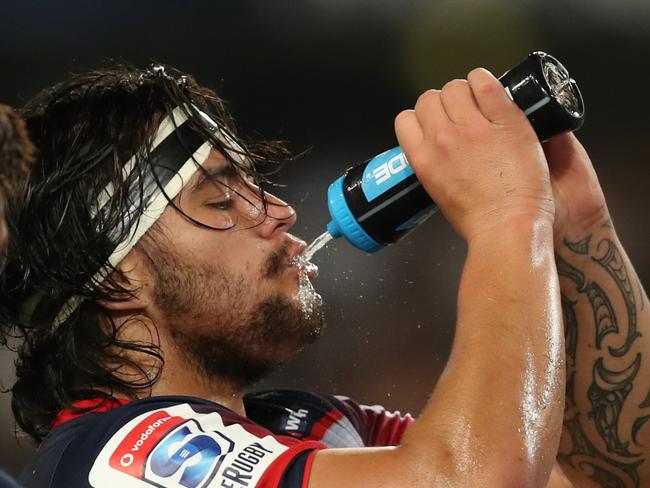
[187,147,254,191]
[200,148,231,173]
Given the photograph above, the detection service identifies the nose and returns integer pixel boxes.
[255,191,297,239]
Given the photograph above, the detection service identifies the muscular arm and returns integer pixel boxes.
[536,132,650,488]
[555,221,650,488]
[309,69,565,488]
[310,217,564,488]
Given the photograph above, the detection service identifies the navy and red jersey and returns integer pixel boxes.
[20,390,413,488]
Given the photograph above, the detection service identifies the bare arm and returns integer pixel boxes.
[309,69,565,488]
[555,222,650,487]
[543,133,650,487]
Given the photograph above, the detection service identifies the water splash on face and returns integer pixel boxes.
[288,237,328,330]
[289,231,333,331]
[297,271,321,325]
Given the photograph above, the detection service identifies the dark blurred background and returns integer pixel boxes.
[1,0,649,475]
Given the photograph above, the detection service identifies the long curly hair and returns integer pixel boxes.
[0,64,291,443]
[0,104,35,206]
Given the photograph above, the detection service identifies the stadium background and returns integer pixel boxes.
[1,0,649,474]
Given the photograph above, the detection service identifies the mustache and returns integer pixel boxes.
[263,243,290,278]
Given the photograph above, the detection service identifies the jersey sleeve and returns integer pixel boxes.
[244,390,414,449]
[81,398,324,488]
[327,395,414,447]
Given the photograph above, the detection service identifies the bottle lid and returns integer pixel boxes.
[499,51,585,141]
[327,175,382,253]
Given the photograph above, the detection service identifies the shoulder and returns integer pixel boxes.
[0,471,22,488]
[24,396,322,488]
[245,389,365,446]
[245,389,413,448]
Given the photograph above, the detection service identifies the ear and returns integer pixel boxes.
[96,249,152,313]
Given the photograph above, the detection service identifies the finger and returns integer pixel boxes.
[467,68,520,124]
[543,132,590,174]
[440,79,482,125]
[394,109,424,153]
[542,133,573,172]
[413,89,448,135]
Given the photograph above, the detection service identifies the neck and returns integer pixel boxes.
[102,313,247,417]
[150,353,246,417]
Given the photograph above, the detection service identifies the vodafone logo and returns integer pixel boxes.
[130,416,172,452]
[108,411,185,478]
[91,404,290,488]
[120,453,134,467]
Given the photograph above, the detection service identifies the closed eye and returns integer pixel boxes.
[207,200,233,211]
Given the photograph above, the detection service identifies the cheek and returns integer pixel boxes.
[157,210,271,282]
[219,235,269,273]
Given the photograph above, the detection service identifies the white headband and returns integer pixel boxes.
[22,106,245,328]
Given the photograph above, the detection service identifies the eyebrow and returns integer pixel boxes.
[193,164,240,192]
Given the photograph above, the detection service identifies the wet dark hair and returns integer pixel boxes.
[0,64,291,443]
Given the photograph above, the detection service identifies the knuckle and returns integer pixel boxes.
[468,68,500,97]
[434,127,457,150]
[394,109,411,128]
[474,79,500,99]
[405,148,426,172]
[442,78,468,94]
[467,67,493,82]
[415,89,439,108]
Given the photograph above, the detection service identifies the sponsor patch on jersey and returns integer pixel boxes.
[89,404,288,488]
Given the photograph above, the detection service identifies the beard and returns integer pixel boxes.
[141,239,325,389]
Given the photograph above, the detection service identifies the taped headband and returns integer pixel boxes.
[23,106,241,328]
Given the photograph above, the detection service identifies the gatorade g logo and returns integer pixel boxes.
[361,147,414,202]
[108,411,235,487]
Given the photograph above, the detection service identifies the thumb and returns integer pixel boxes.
[467,68,521,124]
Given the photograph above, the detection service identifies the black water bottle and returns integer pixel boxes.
[324,51,585,253]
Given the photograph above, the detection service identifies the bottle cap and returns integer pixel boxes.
[327,176,382,253]
[499,51,585,141]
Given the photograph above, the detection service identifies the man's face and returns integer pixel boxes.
[133,149,324,388]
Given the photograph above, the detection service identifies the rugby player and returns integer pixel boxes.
[0,65,647,488]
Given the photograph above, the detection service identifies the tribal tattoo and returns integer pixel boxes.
[558,229,649,487]
[560,414,641,488]
[564,235,592,256]
[562,295,578,369]
[593,239,640,358]
[587,355,641,457]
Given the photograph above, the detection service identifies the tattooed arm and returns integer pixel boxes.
[544,134,650,488]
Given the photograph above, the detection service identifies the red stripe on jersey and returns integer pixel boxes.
[307,409,344,441]
[52,398,130,427]
[301,450,319,488]
[364,407,414,446]
[256,441,324,488]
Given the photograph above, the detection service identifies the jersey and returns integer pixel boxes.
[0,471,22,488]
[19,390,413,488]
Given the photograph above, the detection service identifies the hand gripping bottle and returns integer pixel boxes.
[324,51,585,253]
